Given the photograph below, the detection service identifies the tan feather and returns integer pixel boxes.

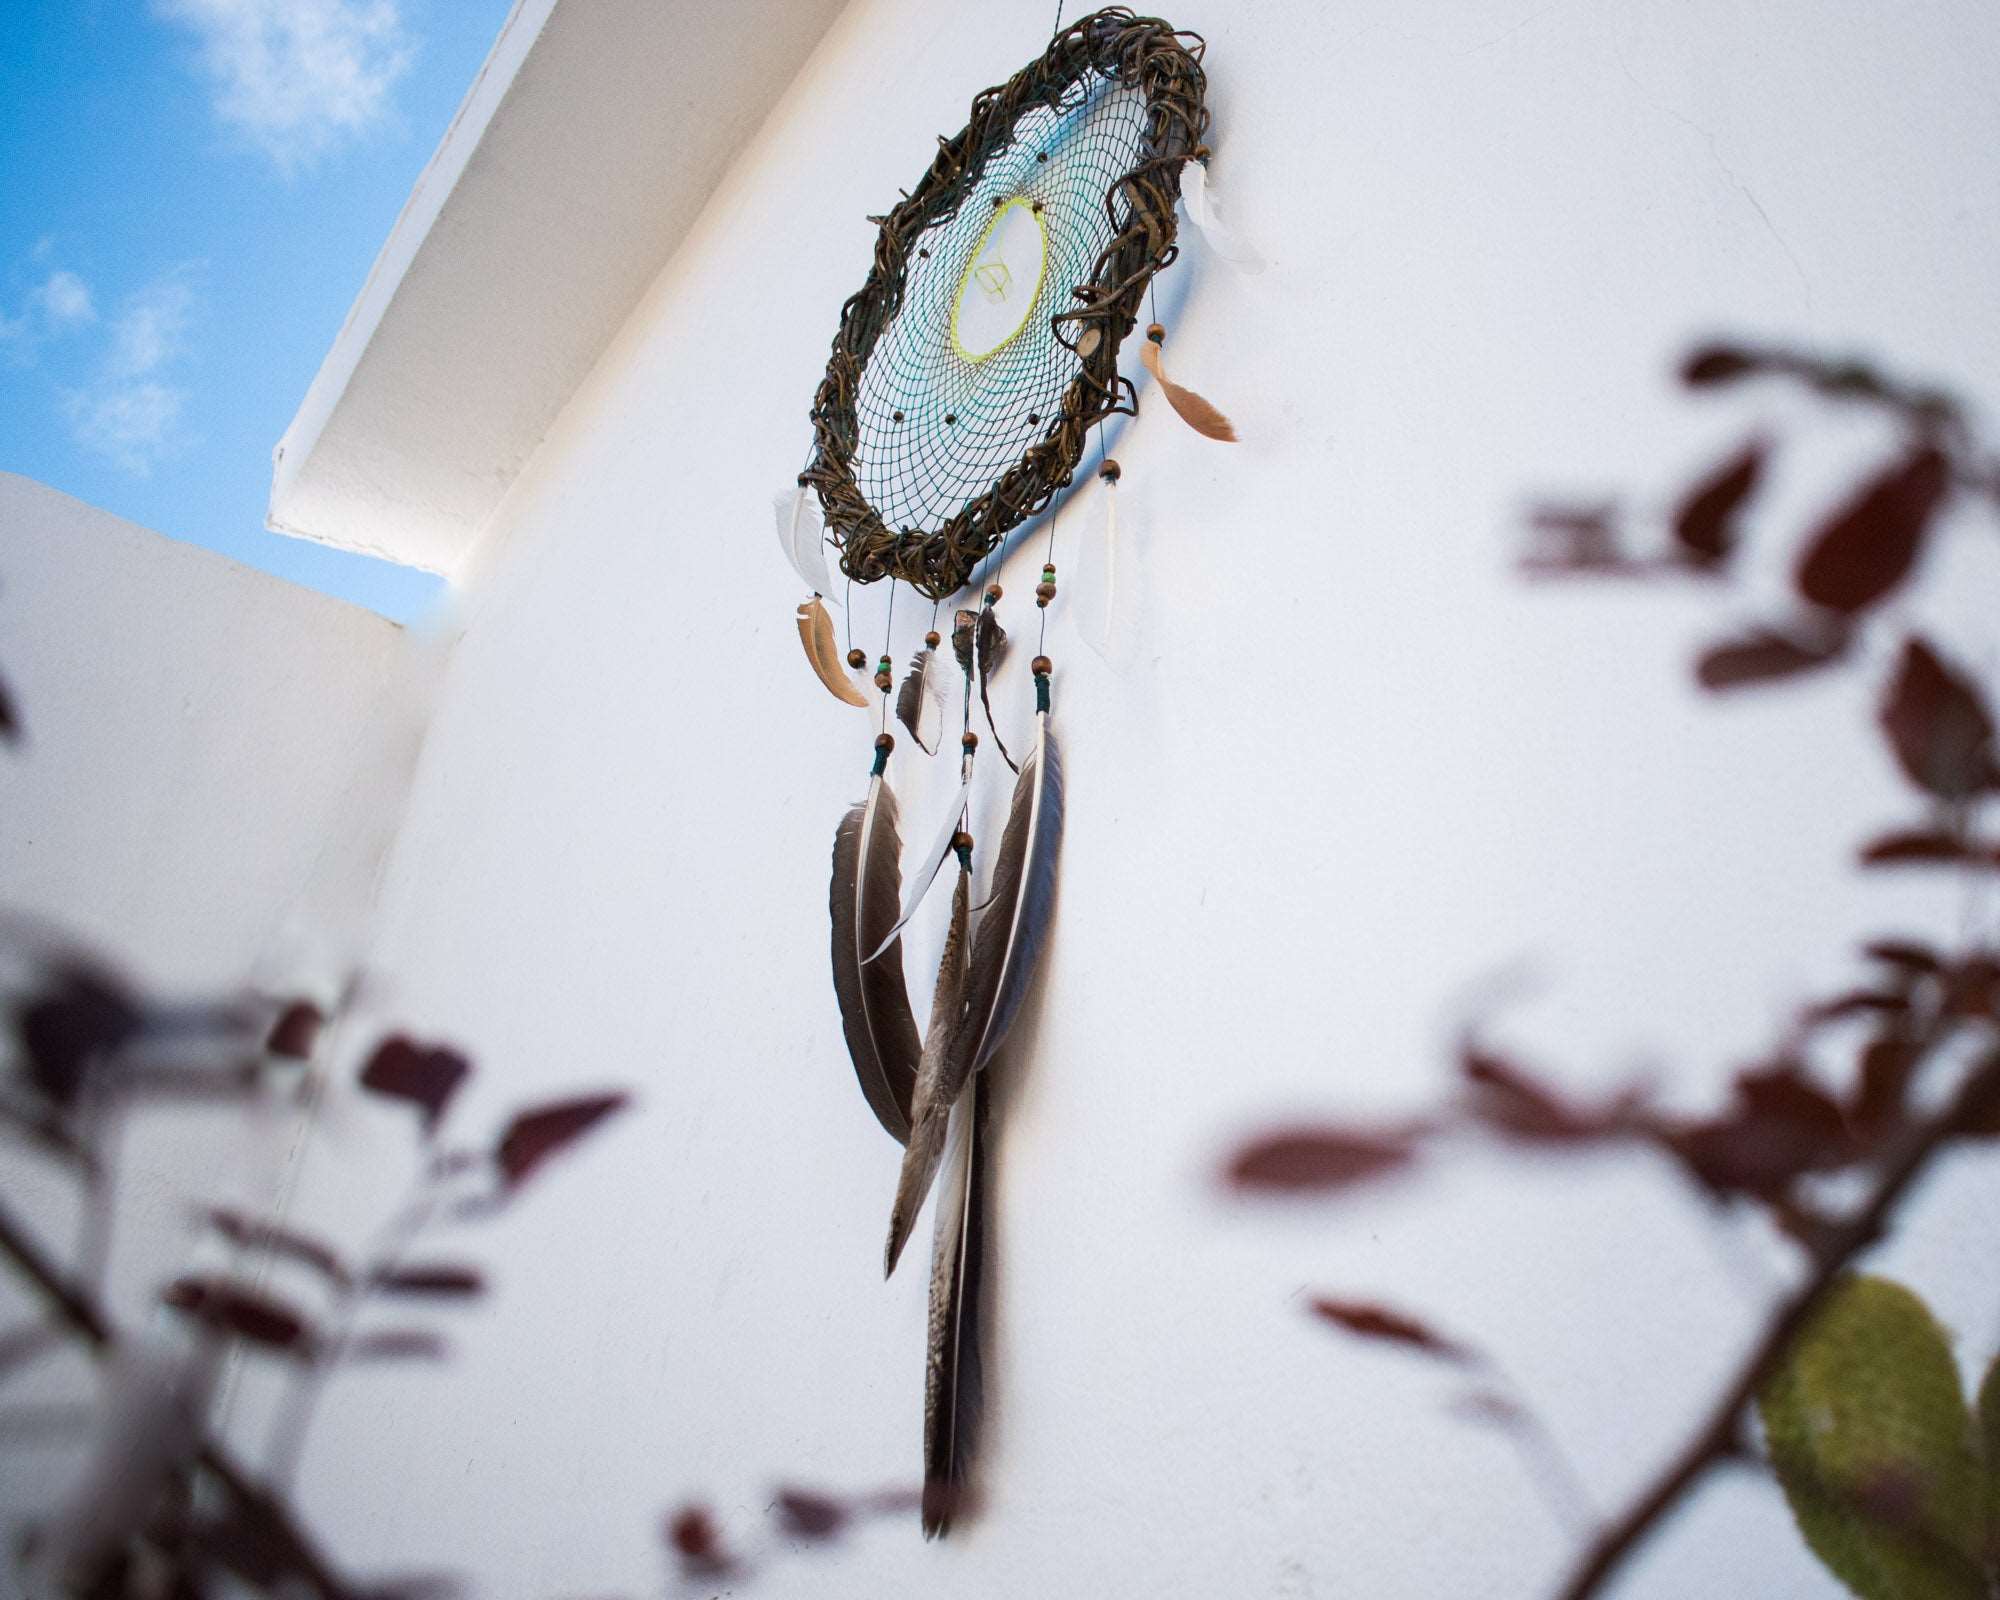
[1139,335,1236,442]
[884,865,971,1279]
[797,598,868,708]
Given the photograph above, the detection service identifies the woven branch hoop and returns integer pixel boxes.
[806,9,1208,601]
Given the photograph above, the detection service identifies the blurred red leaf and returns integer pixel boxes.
[1663,1062,1855,1199]
[1859,829,2000,868]
[163,1276,314,1355]
[1461,1046,1634,1141]
[1224,1126,1419,1193]
[665,1506,732,1575]
[773,1487,849,1540]
[1681,344,1763,387]
[1851,1036,1918,1132]
[265,1001,323,1061]
[14,965,144,1107]
[1795,448,1950,614]
[1879,637,1997,800]
[1944,957,2000,1020]
[1695,623,1848,692]
[204,1209,349,1286]
[1803,990,1909,1026]
[1673,439,1765,567]
[370,1264,485,1297]
[1308,1298,1473,1364]
[497,1092,629,1189]
[359,1036,470,1133]
[344,1330,449,1361]
[1863,940,1941,976]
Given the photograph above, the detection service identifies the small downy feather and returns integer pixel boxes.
[866,770,973,964]
[922,1066,987,1538]
[948,712,1064,1079]
[976,605,1016,773]
[1178,161,1267,274]
[774,486,836,596]
[896,645,947,754]
[797,598,869,708]
[884,864,970,1278]
[1139,334,1236,442]
[830,773,920,1141]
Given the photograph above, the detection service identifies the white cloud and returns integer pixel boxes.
[62,275,198,474]
[33,270,95,329]
[155,0,416,172]
[64,383,190,475]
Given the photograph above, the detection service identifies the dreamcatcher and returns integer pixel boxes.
[776,6,1256,1535]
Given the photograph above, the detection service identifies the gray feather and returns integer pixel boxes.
[884,867,971,1278]
[896,645,946,754]
[948,713,1063,1079]
[829,775,919,1142]
[922,1069,987,1538]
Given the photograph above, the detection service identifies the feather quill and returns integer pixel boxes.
[798,598,869,708]
[1178,161,1267,273]
[896,645,947,754]
[775,486,836,596]
[1139,335,1237,442]
[865,770,973,964]
[830,773,919,1141]
[976,605,1017,772]
[885,864,971,1277]
[948,712,1064,1079]
[922,1067,987,1538]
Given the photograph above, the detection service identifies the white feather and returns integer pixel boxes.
[866,770,973,964]
[1179,161,1266,274]
[775,485,836,598]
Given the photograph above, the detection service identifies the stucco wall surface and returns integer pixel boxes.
[0,472,434,1476]
[276,3,2000,1596]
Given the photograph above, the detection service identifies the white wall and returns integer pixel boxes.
[275,3,2000,1596]
[0,474,437,1554]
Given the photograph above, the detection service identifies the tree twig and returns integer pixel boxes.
[0,1194,355,1598]
[1555,1051,2000,1600]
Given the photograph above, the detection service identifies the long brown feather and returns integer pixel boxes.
[884,866,971,1278]
[947,713,1064,1080]
[1139,336,1236,442]
[798,598,868,707]
[829,774,918,1141]
[922,1068,986,1538]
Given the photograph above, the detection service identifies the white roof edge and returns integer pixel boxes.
[267,0,850,576]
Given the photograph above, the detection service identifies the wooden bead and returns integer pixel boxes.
[1099,458,1121,482]
[846,648,866,669]
[985,584,1002,603]
[1035,581,1057,601]
[961,730,978,750]
[924,630,941,648]
[1146,323,1165,343]
[874,732,894,752]
[1031,655,1052,676]
[874,671,893,692]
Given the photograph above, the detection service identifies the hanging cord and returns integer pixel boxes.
[878,579,899,734]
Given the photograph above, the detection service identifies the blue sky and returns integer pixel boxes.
[0,0,516,621]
